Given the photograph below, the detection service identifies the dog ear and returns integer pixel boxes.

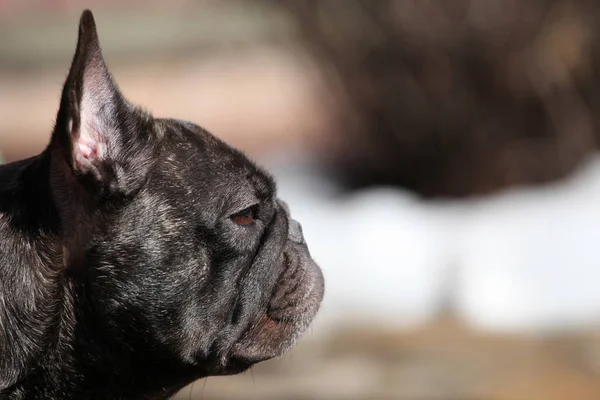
[51,10,156,196]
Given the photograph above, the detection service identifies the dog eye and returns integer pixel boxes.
[231,206,257,226]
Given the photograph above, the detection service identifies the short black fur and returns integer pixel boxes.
[0,10,324,400]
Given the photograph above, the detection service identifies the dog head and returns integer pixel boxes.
[45,9,323,391]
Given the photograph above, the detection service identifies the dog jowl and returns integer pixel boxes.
[0,10,324,400]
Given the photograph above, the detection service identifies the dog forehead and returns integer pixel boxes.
[154,119,276,199]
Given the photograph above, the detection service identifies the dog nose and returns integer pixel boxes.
[288,219,304,244]
[277,200,304,244]
[277,199,291,217]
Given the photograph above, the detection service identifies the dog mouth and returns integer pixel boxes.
[228,249,324,365]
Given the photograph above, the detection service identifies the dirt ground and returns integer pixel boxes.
[173,318,600,400]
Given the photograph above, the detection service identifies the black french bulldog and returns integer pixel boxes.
[0,10,324,400]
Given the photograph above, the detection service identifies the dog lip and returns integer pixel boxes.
[213,357,254,376]
[229,315,296,363]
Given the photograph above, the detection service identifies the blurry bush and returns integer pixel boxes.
[274,0,600,197]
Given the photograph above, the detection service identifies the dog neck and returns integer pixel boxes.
[0,153,71,395]
[0,153,201,400]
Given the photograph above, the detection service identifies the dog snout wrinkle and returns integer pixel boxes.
[287,220,304,244]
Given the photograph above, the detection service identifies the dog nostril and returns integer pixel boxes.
[288,219,304,244]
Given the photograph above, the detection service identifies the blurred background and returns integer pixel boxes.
[2,0,600,398]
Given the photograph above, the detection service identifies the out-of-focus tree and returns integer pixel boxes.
[274,0,600,197]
